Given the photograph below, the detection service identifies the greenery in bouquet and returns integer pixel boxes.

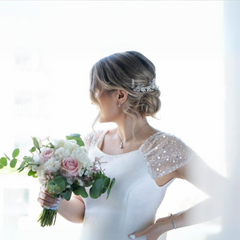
[0,134,115,227]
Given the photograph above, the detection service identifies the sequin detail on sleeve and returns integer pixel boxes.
[83,130,105,151]
[139,132,197,179]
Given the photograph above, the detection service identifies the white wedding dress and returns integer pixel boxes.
[79,129,196,240]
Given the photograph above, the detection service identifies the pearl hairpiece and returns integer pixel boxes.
[131,78,159,92]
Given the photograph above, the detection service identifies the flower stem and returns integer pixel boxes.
[38,208,58,227]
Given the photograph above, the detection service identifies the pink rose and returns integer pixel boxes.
[61,157,81,177]
[40,148,55,163]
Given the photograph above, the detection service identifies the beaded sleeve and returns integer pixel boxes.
[83,130,104,151]
[140,132,197,179]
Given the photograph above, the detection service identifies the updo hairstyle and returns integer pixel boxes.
[90,51,161,127]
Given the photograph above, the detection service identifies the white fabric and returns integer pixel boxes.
[79,130,196,240]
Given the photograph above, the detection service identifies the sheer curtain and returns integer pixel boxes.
[0,2,225,240]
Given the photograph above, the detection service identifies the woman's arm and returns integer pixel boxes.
[130,156,228,239]
[57,195,85,223]
[169,155,227,229]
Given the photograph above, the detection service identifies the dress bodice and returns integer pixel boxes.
[79,129,197,240]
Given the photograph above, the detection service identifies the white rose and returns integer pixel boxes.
[44,157,61,173]
[71,147,91,164]
[33,153,41,164]
[54,139,65,149]
[63,140,79,152]
[55,147,71,160]
[37,169,48,185]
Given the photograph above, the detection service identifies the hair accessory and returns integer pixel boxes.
[131,79,135,89]
[169,213,177,230]
[131,78,159,93]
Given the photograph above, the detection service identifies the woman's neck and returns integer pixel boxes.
[115,115,149,143]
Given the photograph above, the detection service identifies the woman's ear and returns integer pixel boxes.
[117,90,128,104]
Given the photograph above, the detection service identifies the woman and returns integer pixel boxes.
[38,51,226,240]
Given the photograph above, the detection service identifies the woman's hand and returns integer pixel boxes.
[37,186,61,210]
[128,216,172,240]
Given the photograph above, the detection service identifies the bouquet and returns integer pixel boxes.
[0,134,115,227]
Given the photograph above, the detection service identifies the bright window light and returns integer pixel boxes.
[0,2,224,240]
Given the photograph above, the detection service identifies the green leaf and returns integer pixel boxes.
[12,148,20,158]
[29,147,36,153]
[61,189,72,201]
[23,156,33,162]
[0,157,7,167]
[102,177,110,194]
[107,178,115,199]
[48,176,68,194]
[46,143,54,148]
[89,187,98,199]
[10,159,17,168]
[95,172,105,180]
[17,161,27,172]
[84,181,92,187]
[69,133,80,138]
[4,153,10,161]
[90,178,104,199]
[32,137,40,151]
[73,186,88,198]
[66,134,85,147]
[0,163,3,169]
[53,176,68,189]
[28,169,37,178]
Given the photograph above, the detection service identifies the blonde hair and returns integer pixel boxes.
[89,51,161,129]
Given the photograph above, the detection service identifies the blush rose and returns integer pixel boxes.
[40,148,55,163]
[61,157,81,177]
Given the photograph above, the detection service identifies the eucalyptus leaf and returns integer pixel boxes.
[46,143,54,148]
[89,187,98,199]
[93,178,104,189]
[32,137,40,151]
[4,153,10,161]
[0,157,7,167]
[66,134,84,147]
[10,159,17,168]
[29,147,36,153]
[28,169,37,178]
[12,148,20,158]
[95,172,104,180]
[73,186,88,198]
[61,189,72,201]
[52,176,68,190]
[90,178,104,198]
[102,177,110,194]
[107,178,115,199]
[48,184,61,195]
[23,156,33,162]
[84,181,92,187]
[48,176,67,194]
[53,186,61,194]
[18,161,27,172]
[69,133,80,138]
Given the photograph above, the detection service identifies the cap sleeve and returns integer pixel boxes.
[140,132,198,179]
[83,130,104,151]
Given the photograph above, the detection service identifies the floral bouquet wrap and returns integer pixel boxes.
[0,134,115,227]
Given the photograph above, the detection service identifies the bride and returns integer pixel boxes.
[38,51,226,240]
